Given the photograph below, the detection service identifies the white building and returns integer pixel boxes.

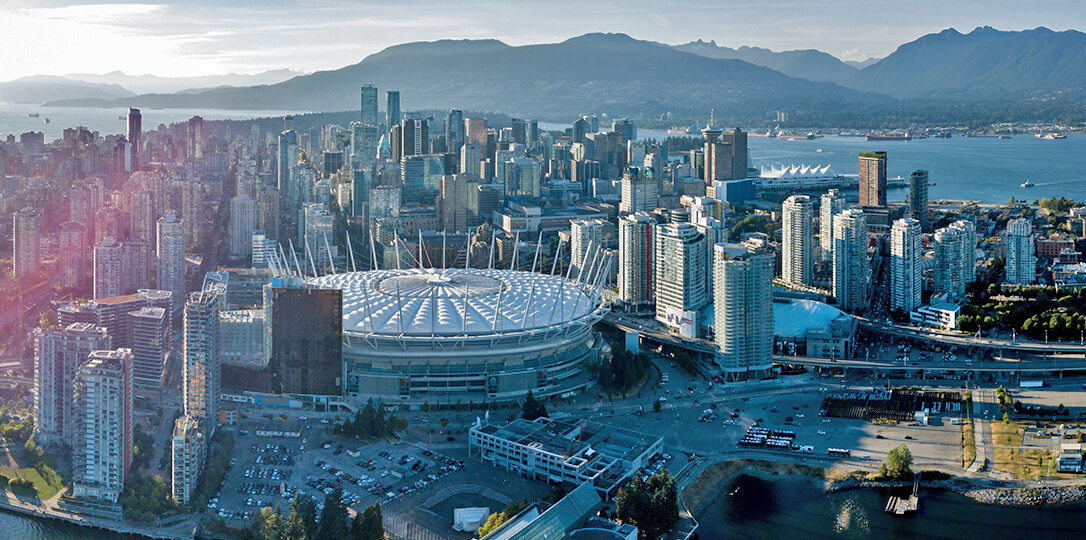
[184,291,221,426]
[13,207,40,280]
[570,219,611,278]
[93,238,125,299]
[890,218,922,313]
[619,167,658,214]
[934,220,977,296]
[229,195,258,258]
[1004,218,1036,285]
[713,245,774,380]
[72,349,133,505]
[33,323,111,446]
[832,209,869,313]
[910,301,961,331]
[654,222,708,333]
[618,213,655,312]
[171,415,205,506]
[781,195,815,286]
[819,189,847,261]
[156,211,185,309]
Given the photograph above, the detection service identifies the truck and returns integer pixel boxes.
[1020,380,1044,389]
[798,445,814,453]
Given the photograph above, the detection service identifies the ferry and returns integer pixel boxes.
[779,132,816,140]
[1042,133,1067,140]
[1021,180,1035,188]
[866,132,911,141]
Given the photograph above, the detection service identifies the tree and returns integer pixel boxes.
[351,503,383,540]
[653,399,662,413]
[477,501,528,537]
[521,390,547,421]
[252,506,283,540]
[616,471,679,538]
[884,444,914,479]
[286,494,318,540]
[316,487,349,540]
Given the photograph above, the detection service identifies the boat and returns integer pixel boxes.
[779,132,816,141]
[866,133,911,141]
[1021,180,1035,188]
[1042,133,1067,140]
[26,113,39,118]
[997,135,1011,139]
[43,118,49,124]
[816,148,824,153]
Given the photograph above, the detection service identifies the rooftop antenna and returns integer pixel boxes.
[369,230,379,271]
[323,233,337,274]
[509,231,520,271]
[531,230,543,274]
[345,229,357,272]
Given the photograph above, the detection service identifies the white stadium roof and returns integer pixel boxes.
[310,268,599,337]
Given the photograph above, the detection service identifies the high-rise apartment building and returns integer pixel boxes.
[437,174,474,233]
[94,238,125,299]
[128,307,169,389]
[933,220,977,296]
[58,289,172,349]
[360,84,378,126]
[184,291,221,426]
[59,221,88,289]
[858,151,887,207]
[72,348,133,504]
[505,158,542,200]
[618,213,655,312]
[781,195,814,286]
[13,207,40,279]
[832,209,870,312]
[890,218,922,313]
[129,190,155,246]
[171,415,205,507]
[156,212,185,307]
[713,246,774,380]
[620,166,658,214]
[350,122,379,175]
[33,323,111,446]
[229,196,258,258]
[181,182,203,250]
[654,222,708,332]
[819,189,847,261]
[909,170,931,232]
[570,219,610,277]
[1004,218,1036,285]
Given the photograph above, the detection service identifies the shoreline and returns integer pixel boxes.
[0,493,192,540]
[681,458,1086,517]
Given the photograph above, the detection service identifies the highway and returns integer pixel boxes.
[857,318,1086,353]
[774,354,1086,374]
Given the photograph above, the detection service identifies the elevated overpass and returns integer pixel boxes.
[857,318,1086,354]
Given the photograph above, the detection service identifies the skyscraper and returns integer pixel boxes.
[858,151,887,207]
[505,158,542,200]
[1004,218,1036,285]
[229,196,258,258]
[156,212,185,307]
[385,90,400,130]
[437,174,474,233]
[127,107,142,170]
[713,246,774,380]
[909,170,931,232]
[184,291,221,425]
[265,279,342,396]
[446,109,464,158]
[350,122,379,175]
[465,118,488,146]
[654,222,708,332]
[934,220,977,296]
[72,348,133,504]
[13,207,40,280]
[890,218,922,313]
[400,116,429,158]
[59,221,88,289]
[360,84,378,126]
[278,130,299,232]
[781,195,814,286]
[128,306,169,389]
[832,209,869,312]
[33,323,111,446]
[819,189,848,262]
[171,415,205,507]
[619,166,658,214]
[618,213,655,312]
[570,219,610,277]
[128,190,155,245]
[94,238,125,299]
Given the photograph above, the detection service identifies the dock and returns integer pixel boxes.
[884,474,920,515]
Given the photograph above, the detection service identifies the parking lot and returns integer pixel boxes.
[205,410,465,526]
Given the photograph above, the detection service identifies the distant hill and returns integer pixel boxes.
[45,33,882,124]
[844,58,881,69]
[0,75,134,104]
[844,26,1086,97]
[63,69,307,95]
[672,40,858,82]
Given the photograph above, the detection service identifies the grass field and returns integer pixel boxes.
[962,419,976,469]
[989,420,1079,480]
[0,445,66,500]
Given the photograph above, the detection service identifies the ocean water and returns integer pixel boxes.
[697,474,1086,539]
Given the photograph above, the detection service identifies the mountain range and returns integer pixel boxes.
[6,26,1085,125]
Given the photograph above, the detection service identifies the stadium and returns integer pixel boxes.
[309,265,611,404]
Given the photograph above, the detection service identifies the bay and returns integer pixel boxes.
[0,508,143,540]
[697,474,1086,539]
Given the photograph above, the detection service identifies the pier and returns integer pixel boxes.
[884,474,921,515]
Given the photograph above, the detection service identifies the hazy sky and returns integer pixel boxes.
[2,0,1084,80]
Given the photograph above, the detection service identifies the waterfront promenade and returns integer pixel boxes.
[0,488,197,540]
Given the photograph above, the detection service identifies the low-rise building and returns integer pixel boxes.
[469,417,662,497]
[910,300,962,331]
[1058,443,1083,473]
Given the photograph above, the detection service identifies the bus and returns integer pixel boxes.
[827,448,851,457]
